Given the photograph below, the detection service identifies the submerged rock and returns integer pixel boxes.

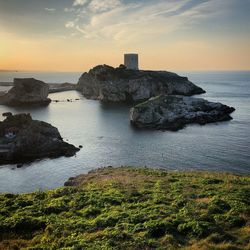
[77,65,205,103]
[0,78,51,106]
[0,113,80,165]
[130,95,235,131]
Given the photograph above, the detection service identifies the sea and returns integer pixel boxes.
[0,70,249,193]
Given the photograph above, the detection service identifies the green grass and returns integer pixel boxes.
[0,167,249,250]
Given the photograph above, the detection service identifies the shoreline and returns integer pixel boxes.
[0,165,249,195]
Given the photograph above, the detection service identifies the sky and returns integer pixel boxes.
[0,0,250,71]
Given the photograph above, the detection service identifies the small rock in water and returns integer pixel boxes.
[17,164,23,168]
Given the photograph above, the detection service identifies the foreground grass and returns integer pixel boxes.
[0,167,249,250]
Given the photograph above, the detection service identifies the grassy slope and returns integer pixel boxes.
[0,167,249,250]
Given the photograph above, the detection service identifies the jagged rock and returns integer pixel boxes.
[77,65,205,102]
[130,95,235,131]
[0,78,51,106]
[0,113,80,165]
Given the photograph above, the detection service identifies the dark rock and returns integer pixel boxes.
[0,78,51,106]
[77,65,205,103]
[2,112,12,117]
[130,95,235,131]
[64,180,73,186]
[0,113,79,165]
[79,145,83,148]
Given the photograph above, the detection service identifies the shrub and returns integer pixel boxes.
[177,220,213,237]
[208,198,231,214]
[144,220,174,238]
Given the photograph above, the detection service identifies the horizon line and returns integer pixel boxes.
[1,68,250,73]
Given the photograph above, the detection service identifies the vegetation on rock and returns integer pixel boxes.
[0,167,249,249]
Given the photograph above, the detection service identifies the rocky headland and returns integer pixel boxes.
[0,167,249,249]
[0,78,51,106]
[77,65,205,102]
[130,95,235,131]
[0,113,79,165]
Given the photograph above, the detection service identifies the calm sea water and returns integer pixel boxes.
[0,71,249,193]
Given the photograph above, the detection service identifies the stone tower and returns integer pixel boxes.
[124,53,139,70]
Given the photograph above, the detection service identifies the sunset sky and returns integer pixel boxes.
[0,0,250,71]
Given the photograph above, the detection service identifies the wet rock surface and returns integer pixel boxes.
[77,65,205,103]
[130,95,235,131]
[0,113,80,165]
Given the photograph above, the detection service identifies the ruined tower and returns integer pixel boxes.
[124,53,139,70]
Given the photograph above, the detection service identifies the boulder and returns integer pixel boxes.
[77,65,205,103]
[0,78,51,106]
[0,113,80,165]
[130,95,235,131]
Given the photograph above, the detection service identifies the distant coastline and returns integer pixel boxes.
[0,70,18,72]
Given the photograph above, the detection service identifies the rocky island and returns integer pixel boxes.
[0,113,79,165]
[77,65,205,102]
[0,78,51,106]
[130,95,235,131]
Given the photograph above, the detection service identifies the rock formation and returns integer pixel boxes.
[0,113,79,165]
[77,65,205,102]
[130,95,235,131]
[0,78,51,106]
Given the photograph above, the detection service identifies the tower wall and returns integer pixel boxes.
[124,54,139,70]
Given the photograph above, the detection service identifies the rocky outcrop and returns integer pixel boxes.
[0,113,80,165]
[77,65,205,102]
[130,95,235,131]
[0,78,51,106]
